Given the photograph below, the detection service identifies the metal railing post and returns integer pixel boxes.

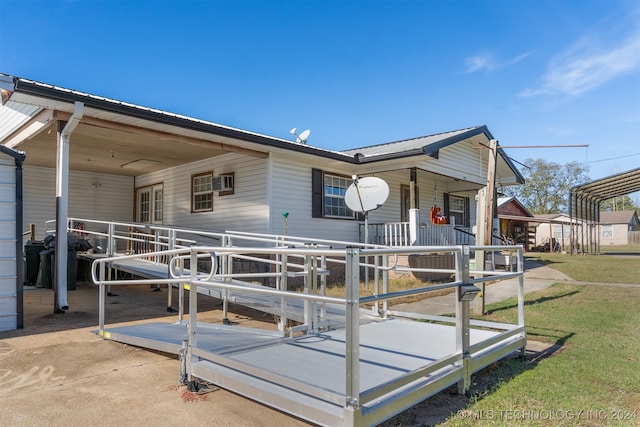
[517,247,525,328]
[187,248,198,390]
[303,249,312,328]
[107,223,115,256]
[98,260,106,337]
[319,253,327,324]
[345,247,360,409]
[279,251,288,332]
[382,254,389,319]
[222,235,231,325]
[455,245,472,395]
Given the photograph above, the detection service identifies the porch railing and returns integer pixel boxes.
[363,222,477,246]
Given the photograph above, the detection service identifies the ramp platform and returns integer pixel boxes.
[100,316,524,426]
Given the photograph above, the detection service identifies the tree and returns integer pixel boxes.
[600,195,639,211]
[504,158,590,214]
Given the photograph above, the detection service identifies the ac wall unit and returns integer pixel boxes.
[212,174,234,192]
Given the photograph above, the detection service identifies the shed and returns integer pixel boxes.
[497,197,535,249]
[0,145,25,331]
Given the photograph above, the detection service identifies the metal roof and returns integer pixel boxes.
[1,73,524,182]
[343,125,525,183]
[1,74,354,163]
[571,167,640,202]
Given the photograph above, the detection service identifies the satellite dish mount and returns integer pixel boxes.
[290,127,311,144]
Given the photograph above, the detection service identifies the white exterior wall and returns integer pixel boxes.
[0,153,18,331]
[135,153,270,234]
[599,223,630,246]
[269,155,479,244]
[270,154,360,242]
[23,166,134,240]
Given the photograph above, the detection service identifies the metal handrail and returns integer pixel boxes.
[84,219,525,413]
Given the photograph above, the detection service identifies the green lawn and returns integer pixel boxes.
[441,283,640,426]
[525,251,640,284]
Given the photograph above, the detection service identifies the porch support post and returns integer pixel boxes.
[54,102,83,313]
[409,208,419,245]
[409,167,419,245]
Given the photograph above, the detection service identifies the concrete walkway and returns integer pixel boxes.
[390,259,574,315]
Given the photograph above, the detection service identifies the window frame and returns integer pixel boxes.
[312,169,358,220]
[191,171,214,213]
[444,193,470,227]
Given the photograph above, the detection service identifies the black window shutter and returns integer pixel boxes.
[312,168,323,218]
[443,193,450,220]
[464,196,470,227]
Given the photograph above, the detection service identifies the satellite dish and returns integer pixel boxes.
[297,129,311,144]
[345,176,389,212]
[290,127,311,143]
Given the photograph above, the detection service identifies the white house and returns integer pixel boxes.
[0,73,525,327]
[0,73,524,245]
[598,210,639,246]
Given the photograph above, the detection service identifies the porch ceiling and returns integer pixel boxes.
[16,119,230,176]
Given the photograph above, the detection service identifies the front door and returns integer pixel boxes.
[136,184,163,224]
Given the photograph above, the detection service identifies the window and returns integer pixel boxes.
[553,224,570,240]
[154,189,163,222]
[324,174,353,218]
[602,224,613,238]
[444,193,470,227]
[136,184,163,224]
[448,195,466,226]
[192,172,213,212]
[312,169,356,219]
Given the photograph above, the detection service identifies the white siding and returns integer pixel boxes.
[0,153,17,331]
[416,137,489,185]
[270,154,361,242]
[23,166,134,240]
[269,155,480,244]
[135,153,270,233]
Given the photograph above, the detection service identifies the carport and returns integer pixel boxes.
[569,167,640,254]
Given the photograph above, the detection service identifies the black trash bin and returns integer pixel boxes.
[41,233,90,291]
[39,249,54,289]
[25,240,45,285]
[50,250,79,291]
[39,249,78,290]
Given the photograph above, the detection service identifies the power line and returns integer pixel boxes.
[580,152,640,165]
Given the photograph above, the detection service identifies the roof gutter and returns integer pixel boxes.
[10,76,357,164]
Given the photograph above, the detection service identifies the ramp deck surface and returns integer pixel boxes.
[100,317,525,426]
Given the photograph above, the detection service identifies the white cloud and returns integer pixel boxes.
[464,52,530,73]
[465,54,494,73]
[522,34,640,97]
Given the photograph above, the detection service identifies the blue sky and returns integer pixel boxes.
[1,0,639,200]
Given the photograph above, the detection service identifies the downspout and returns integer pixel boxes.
[55,101,84,312]
[15,153,24,328]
